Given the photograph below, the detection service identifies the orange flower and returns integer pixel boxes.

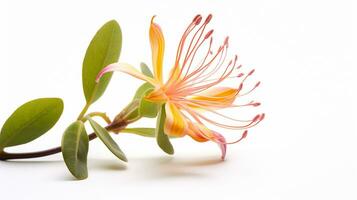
[97,14,264,159]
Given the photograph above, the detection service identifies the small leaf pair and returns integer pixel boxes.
[61,118,126,180]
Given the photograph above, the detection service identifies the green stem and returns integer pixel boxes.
[0,101,141,161]
[77,103,91,120]
[0,124,125,160]
[82,112,112,124]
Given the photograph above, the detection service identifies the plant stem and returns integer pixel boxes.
[0,124,125,161]
[77,103,91,120]
[0,100,139,161]
[82,112,112,124]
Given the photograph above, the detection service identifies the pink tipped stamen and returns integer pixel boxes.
[195,111,263,130]
[174,15,202,68]
[231,101,261,107]
[181,43,226,86]
[180,57,236,95]
[205,29,214,39]
[188,45,230,84]
[184,107,250,143]
[260,113,265,121]
[205,14,213,24]
[181,35,231,85]
[182,104,261,129]
[215,130,248,145]
[193,14,202,25]
[175,14,214,80]
[239,81,261,97]
[237,73,244,77]
[183,42,226,82]
[182,16,211,64]
[182,31,214,79]
[242,69,255,82]
[198,105,259,123]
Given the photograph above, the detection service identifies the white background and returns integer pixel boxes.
[0,0,356,199]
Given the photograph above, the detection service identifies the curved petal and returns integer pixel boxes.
[164,102,186,137]
[96,63,159,86]
[186,122,227,160]
[211,132,227,160]
[150,16,165,83]
[188,87,238,109]
[186,122,209,142]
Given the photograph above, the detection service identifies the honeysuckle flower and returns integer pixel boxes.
[97,14,264,159]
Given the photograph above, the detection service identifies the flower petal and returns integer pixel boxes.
[96,63,159,86]
[211,132,227,160]
[189,87,238,109]
[164,102,186,137]
[186,122,227,160]
[150,16,165,83]
[186,122,209,142]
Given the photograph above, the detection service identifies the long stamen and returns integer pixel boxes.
[184,101,256,122]
[174,15,202,67]
[231,101,261,107]
[179,56,236,95]
[195,111,264,130]
[182,29,214,79]
[213,130,248,145]
[181,103,263,129]
[182,15,212,67]
[239,81,261,97]
[180,105,252,144]
[184,41,228,86]
[181,36,229,83]
[178,15,213,79]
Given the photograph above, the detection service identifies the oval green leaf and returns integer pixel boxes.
[0,98,64,149]
[82,20,122,104]
[87,117,127,162]
[140,62,154,78]
[156,105,174,155]
[61,121,89,180]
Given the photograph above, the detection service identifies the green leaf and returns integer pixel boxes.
[133,82,154,100]
[0,98,64,149]
[132,82,159,118]
[156,105,174,155]
[139,88,159,118]
[61,121,89,180]
[140,62,154,78]
[122,128,155,137]
[87,117,127,162]
[82,20,122,105]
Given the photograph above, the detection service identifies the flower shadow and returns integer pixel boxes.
[89,158,127,171]
[128,155,225,180]
[0,155,225,181]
